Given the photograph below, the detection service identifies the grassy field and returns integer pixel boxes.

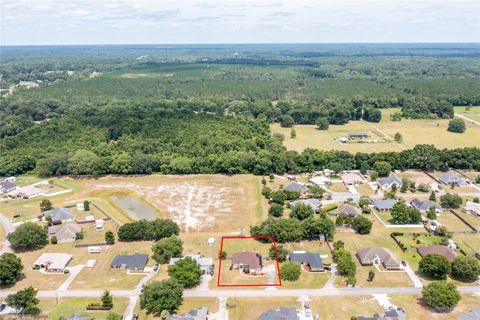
[452,233,480,255]
[454,106,480,121]
[38,297,128,320]
[271,108,480,152]
[453,210,480,230]
[227,297,300,320]
[311,296,381,320]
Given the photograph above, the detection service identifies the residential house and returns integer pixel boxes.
[8,185,45,199]
[0,180,16,193]
[338,204,361,218]
[330,192,360,202]
[43,207,75,222]
[348,132,368,139]
[341,172,364,185]
[308,176,331,187]
[377,177,402,191]
[463,201,480,217]
[283,183,308,195]
[33,253,72,273]
[439,172,467,187]
[111,253,149,271]
[356,247,400,270]
[290,198,322,212]
[48,223,81,243]
[458,307,480,320]
[357,309,406,320]
[170,255,214,274]
[231,252,263,274]
[373,199,397,212]
[60,314,93,320]
[410,198,442,214]
[167,307,208,320]
[417,245,456,262]
[289,252,324,272]
[259,307,299,320]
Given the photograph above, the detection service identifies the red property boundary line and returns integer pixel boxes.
[217,235,282,287]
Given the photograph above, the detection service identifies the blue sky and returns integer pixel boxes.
[1,0,479,45]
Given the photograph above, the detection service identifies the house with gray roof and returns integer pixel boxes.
[170,255,214,274]
[377,176,402,191]
[48,223,82,243]
[43,207,75,222]
[439,172,467,187]
[373,199,397,211]
[0,180,16,193]
[356,247,400,270]
[338,204,361,218]
[289,252,324,272]
[111,253,149,271]
[458,307,480,320]
[167,307,208,320]
[290,198,322,212]
[259,307,299,320]
[283,183,308,195]
[357,308,405,320]
[410,199,442,214]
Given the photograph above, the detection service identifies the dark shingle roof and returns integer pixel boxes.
[411,199,441,211]
[417,245,456,262]
[259,307,299,320]
[289,252,323,270]
[111,253,149,269]
[283,183,306,193]
[232,252,262,269]
[42,207,75,221]
[373,199,397,210]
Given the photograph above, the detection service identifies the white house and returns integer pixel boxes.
[95,219,104,231]
[463,201,480,217]
[33,253,72,273]
[308,176,331,187]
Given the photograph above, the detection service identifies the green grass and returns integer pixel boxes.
[39,297,128,320]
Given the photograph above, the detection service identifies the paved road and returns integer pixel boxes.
[455,114,480,126]
[58,265,85,290]
[0,213,14,254]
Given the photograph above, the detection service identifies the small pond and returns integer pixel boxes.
[111,195,158,221]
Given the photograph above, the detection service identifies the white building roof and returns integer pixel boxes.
[309,176,331,186]
[33,253,72,270]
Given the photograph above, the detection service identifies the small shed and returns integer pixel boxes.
[86,259,96,268]
[76,203,85,211]
[88,246,101,254]
[95,219,104,231]
[207,237,215,246]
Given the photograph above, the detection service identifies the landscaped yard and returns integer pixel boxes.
[280,270,330,289]
[328,182,348,192]
[227,297,300,320]
[310,296,382,320]
[134,297,219,320]
[452,233,480,255]
[355,183,377,196]
[38,297,128,320]
[434,212,472,231]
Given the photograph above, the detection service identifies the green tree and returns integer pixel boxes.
[358,196,372,208]
[7,222,48,251]
[289,203,314,221]
[302,216,335,239]
[394,132,403,143]
[140,280,183,316]
[440,193,463,209]
[390,201,421,224]
[427,206,437,220]
[290,128,296,139]
[152,235,183,263]
[67,149,105,175]
[370,171,378,181]
[167,257,202,288]
[110,152,133,174]
[351,216,373,234]
[105,231,115,245]
[333,240,345,250]
[447,118,466,133]
[373,161,392,177]
[334,249,356,277]
[271,190,286,205]
[367,269,375,282]
[83,200,90,211]
[451,256,480,282]
[280,261,301,281]
[419,254,451,279]
[473,197,479,204]
[280,115,294,128]
[308,185,325,198]
[422,281,460,311]
[106,312,120,320]
[50,235,58,245]
[40,199,53,212]
[269,244,288,262]
[101,290,113,308]
[268,203,284,217]
[5,286,39,314]
[429,191,436,202]
[315,117,329,130]
[0,253,24,286]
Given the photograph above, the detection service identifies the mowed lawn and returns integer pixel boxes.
[134,297,219,319]
[38,297,128,320]
[227,297,300,320]
[454,106,480,121]
[271,108,480,152]
[311,296,382,320]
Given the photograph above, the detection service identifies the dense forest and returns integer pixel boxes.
[1,44,479,176]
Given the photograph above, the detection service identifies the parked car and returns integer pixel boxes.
[0,304,6,312]
[324,266,331,271]
[132,314,139,320]
[153,264,159,271]
[314,313,320,320]
[401,260,407,267]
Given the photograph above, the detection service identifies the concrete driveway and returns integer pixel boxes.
[0,213,14,254]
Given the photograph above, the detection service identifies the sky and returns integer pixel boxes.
[1,0,479,45]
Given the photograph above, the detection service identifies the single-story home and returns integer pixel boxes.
[357,308,406,320]
[289,252,324,272]
[170,255,214,274]
[458,307,480,320]
[410,199,442,214]
[283,183,308,195]
[348,132,368,139]
[377,176,402,191]
[338,204,361,218]
[111,253,149,271]
[60,314,93,320]
[308,176,331,187]
[290,198,322,212]
[373,199,397,212]
[439,172,467,187]
[95,219,104,230]
[463,201,480,217]
[231,252,262,274]
[43,207,75,222]
[259,307,299,320]
[356,247,400,270]
[0,180,16,193]
[48,223,82,243]
[417,245,456,262]
[8,185,45,199]
[167,307,208,320]
[33,253,73,273]
[341,172,364,185]
[330,192,360,202]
